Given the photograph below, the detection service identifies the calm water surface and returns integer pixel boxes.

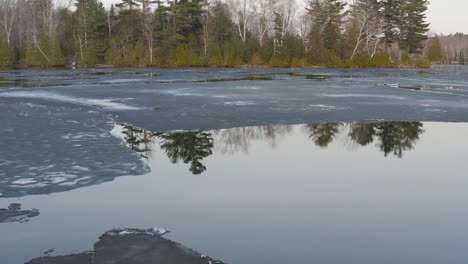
[1,121,468,263]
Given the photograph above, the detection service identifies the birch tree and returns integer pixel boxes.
[228,0,254,42]
[0,0,16,47]
[136,0,156,64]
[253,0,277,46]
[349,0,385,60]
[273,0,295,47]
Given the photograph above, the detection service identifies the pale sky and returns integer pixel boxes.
[94,0,467,34]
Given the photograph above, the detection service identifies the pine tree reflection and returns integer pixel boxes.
[348,123,376,146]
[121,125,214,175]
[119,121,424,175]
[158,131,214,175]
[122,125,154,159]
[304,123,342,148]
[347,122,424,157]
[374,122,424,158]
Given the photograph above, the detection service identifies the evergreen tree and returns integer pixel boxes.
[307,0,347,64]
[381,0,403,46]
[399,0,430,53]
[74,0,109,65]
[427,35,444,62]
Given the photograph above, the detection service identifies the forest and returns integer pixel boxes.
[0,0,447,68]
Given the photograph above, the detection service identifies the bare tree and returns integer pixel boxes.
[201,0,210,55]
[228,0,255,42]
[0,0,16,47]
[137,0,156,65]
[253,0,277,46]
[273,0,295,47]
[349,0,385,60]
[296,11,312,52]
[440,33,468,64]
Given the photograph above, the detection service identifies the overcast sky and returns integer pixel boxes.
[94,0,467,34]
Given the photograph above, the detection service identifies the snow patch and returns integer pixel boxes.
[11,178,37,185]
[223,101,256,106]
[0,91,141,110]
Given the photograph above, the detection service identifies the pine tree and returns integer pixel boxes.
[74,0,109,65]
[399,0,430,53]
[307,0,346,64]
[427,35,444,62]
[381,0,403,46]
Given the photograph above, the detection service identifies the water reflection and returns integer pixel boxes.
[306,122,424,158]
[213,125,294,154]
[26,228,224,264]
[354,122,424,158]
[119,122,424,175]
[157,131,214,175]
[121,125,214,175]
[305,123,341,148]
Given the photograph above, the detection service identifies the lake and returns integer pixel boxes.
[1,66,468,263]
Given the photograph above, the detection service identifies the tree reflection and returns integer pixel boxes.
[213,125,293,154]
[374,122,424,158]
[119,121,424,176]
[304,123,342,148]
[122,125,154,159]
[158,131,214,175]
[348,122,424,158]
[349,123,376,146]
[121,125,214,175]
[303,122,424,158]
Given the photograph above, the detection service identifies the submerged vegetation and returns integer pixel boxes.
[0,0,443,69]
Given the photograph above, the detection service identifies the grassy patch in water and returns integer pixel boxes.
[197,76,273,82]
[286,72,332,80]
[0,78,70,88]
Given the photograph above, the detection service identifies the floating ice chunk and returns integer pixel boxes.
[118,230,135,236]
[105,78,143,83]
[150,227,169,236]
[70,166,90,172]
[11,178,37,185]
[0,91,141,110]
[223,101,256,106]
[385,83,400,88]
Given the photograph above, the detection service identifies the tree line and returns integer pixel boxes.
[438,33,468,64]
[0,0,442,69]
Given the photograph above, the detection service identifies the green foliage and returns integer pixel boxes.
[175,44,204,67]
[400,52,412,65]
[259,40,275,64]
[0,0,434,68]
[106,40,148,67]
[0,39,15,67]
[270,56,290,68]
[415,57,431,68]
[427,35,444,62]
[74,0,109,66]
[381,0,403,45]
[399,0,430,54]
[308,0,347,56]
[25,33,64,67]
